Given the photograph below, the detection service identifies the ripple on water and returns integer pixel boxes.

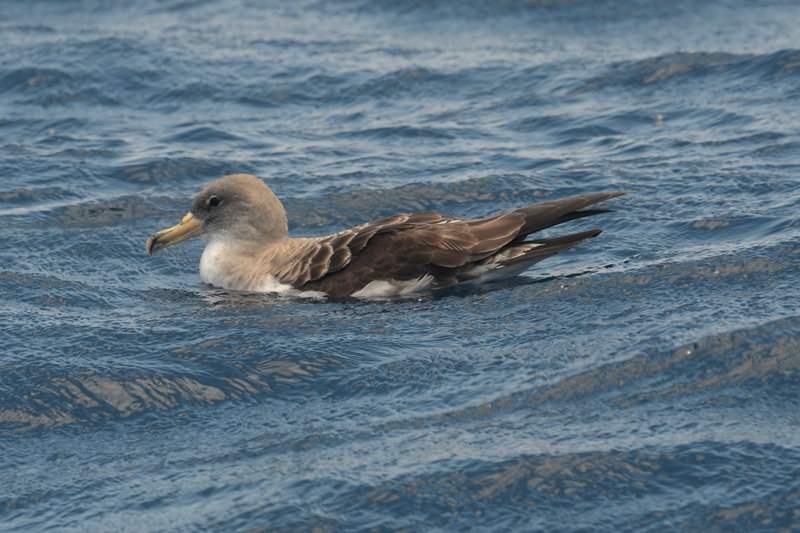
[2,0,800,531]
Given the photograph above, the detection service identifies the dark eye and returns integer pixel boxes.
[207,196,221,208]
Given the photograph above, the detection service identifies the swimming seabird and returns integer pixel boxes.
[146,174,630,297]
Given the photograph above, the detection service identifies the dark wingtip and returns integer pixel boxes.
[605,190,634,199]
[530,228,604,247]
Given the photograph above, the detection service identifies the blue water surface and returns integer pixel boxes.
[2,0,800,531]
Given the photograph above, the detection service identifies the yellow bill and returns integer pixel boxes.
[146,213,205,257]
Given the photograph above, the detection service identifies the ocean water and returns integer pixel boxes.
[2,0,800,531]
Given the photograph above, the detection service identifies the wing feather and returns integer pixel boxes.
[279,190,631,296]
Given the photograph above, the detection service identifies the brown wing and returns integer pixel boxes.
[278,191,631,296]
[510,190,632,236]
[270,212,454,287]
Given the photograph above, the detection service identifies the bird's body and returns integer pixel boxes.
[146,174,630,298]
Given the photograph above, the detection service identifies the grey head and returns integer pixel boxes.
[146,174,288,256]
[189,174,288,243]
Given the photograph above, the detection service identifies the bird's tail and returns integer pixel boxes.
[498,229,603,267]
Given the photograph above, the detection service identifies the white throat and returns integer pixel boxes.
[199,237,238,289]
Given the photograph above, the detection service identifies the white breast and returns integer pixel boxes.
[199,239,233,288]
[198,238,325,298]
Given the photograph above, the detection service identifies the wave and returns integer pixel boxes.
[577,50,800,93]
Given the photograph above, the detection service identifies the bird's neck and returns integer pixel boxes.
[199,233,290,290]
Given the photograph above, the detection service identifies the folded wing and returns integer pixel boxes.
[273,190,630,296]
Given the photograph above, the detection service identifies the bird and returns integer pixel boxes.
[146,174,630,298]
